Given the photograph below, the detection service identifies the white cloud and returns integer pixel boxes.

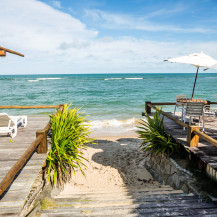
[0,0,97,53]
[84,9,217,34]
[1,0,217,74]
[51,0,61,8]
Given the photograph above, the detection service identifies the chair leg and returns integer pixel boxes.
[183,114,186,130]
[10,127,17,138]
[181,106,184,122]
[174,105,177,115]
[22,116,27,127]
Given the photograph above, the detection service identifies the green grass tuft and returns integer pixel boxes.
[45,104,92,188]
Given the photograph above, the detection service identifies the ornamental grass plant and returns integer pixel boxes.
[137,109,177,155]
[46,104,91,187]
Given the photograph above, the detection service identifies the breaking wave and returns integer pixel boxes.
[104,78,122,80]
[28,78,62,82]
[125,78,143,80]
[89,118,139,133]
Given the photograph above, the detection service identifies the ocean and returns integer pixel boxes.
[0,73,216,133]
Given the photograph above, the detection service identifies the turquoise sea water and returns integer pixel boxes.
[0,73,216,132]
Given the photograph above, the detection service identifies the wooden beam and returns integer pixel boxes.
[0,46,24,57]
[0,105,59,109]
[147,103,189,128]
[149,102,217,106]
[151,102,176,106]
[193,129,217,148]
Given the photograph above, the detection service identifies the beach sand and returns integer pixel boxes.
[56,131,160,198]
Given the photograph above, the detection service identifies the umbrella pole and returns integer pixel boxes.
[191,67,199,99]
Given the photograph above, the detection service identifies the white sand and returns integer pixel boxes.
[57,132,159,197]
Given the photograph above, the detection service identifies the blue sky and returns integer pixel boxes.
[1,0,217,74]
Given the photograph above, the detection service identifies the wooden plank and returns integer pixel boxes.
[0,159,46,167]
[0,206,21,212]
[0,200,25,208]
[0,191,30,202]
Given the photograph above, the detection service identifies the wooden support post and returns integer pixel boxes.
[0,50,6,56]
[145,101,151,114]
[198,159,205,171]
[59,104,64,113]
[36,130,47,154]
[207,100,211,105]
[187,126,200,147]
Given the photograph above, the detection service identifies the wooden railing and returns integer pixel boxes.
[144,101,217,148]
[0,104,64,196]
[0,105,60,109]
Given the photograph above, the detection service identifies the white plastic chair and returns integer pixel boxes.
[204,105,217,116]
[0,113,27,138]
[183,102,205,131]
[174,95,187,116]
[204,95,217,116]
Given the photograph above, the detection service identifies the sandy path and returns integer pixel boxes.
[57,135,160,197]
[42,135,217,216]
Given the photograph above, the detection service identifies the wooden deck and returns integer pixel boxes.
[0,116,50,216]
[161,112,217,180]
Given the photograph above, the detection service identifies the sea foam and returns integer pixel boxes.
[125,78,143,80]
[104,78,122,80]
[28,78,62,82]
[89,118,138,133]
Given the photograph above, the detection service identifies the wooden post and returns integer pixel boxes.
[207,100,211,106]
[0,50,6,56]
[145,101,151,114]
[59,104,64,113]
[36,130,47,154]
[187,126,200,147]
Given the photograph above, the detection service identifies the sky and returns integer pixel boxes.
[1,0,217,74]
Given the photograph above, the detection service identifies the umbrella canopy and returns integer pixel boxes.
[165,52,217,68]
[164,52,217,98]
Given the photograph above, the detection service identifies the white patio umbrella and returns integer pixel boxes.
[164,51,217,99]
